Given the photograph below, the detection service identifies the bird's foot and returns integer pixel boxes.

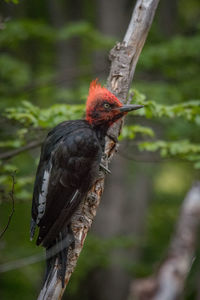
[100,163,111,174]
[106,132,118,144]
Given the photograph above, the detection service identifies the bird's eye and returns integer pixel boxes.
[104,103,110,109]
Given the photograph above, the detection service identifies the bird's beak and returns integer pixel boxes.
[119,104,144,112]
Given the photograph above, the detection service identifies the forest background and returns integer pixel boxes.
[0,0,200,299]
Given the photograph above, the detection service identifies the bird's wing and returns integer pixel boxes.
[31,121,102,247]
[30,121,68,239]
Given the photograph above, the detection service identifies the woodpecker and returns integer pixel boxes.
[30,80,143,287]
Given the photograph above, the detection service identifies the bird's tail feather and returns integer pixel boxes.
[44,226,75,288]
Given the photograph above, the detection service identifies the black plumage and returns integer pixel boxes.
[31,120,103,286]
[30,80,143,288]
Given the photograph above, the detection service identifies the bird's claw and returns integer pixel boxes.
[100,163,111,174]
[106,133,118,144]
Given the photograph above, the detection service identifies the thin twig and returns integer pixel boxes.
[0,172,16,239]
[0,140,42,160]
[0,234,76,273]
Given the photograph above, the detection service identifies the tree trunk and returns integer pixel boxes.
[129,182,200,300]
[48,0,81,88]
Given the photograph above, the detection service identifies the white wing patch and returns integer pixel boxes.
[36,163,52,224]
[70,189,79,203]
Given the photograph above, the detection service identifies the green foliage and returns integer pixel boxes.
[4,0,19,3]
[5,101,84,128]
[139,139,200,156]
[139,34,200,72]
[57,21,115,49]
[0,162,33,201]
[131,90,200,124]
[0,20,55,46]
[0,55,31,93]
[139,140,200,168]
[119,125,155,140]
[125,90,200,168]
[0,19,114,49]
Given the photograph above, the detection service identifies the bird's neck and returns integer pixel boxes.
[85,118,111,151]
[93,123,110,151]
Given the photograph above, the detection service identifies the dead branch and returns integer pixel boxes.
[37,1,160,299]
[0,172,16,239]
[129,182,200,300]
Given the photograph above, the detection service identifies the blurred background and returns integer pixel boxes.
[0,0,200,299]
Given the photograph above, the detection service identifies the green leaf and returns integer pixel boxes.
[120,125,155,140]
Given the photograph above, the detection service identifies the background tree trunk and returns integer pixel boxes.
[93,0,129,78]
[48,0,81,88]
[129,182,200,300]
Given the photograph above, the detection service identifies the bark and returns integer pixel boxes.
[37,1,160,299]
[129,182,200,300]
[91,1,150,298]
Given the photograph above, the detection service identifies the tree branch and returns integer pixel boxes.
[37,1,160,299]
[129,182,200,300]
[0,140,42,161]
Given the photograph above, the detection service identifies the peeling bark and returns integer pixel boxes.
[37,1,160,299]
[129,182,200,300]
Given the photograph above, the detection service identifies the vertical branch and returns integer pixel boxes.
[108,0,160,101]
[37,1,160,299]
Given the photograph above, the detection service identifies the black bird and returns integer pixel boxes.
[30,80,143,287]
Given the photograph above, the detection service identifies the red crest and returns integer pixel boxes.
[86,79,122,110]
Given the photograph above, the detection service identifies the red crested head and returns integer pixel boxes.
[85,79,144,128]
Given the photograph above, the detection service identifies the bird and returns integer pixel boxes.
[30,80,143,287]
